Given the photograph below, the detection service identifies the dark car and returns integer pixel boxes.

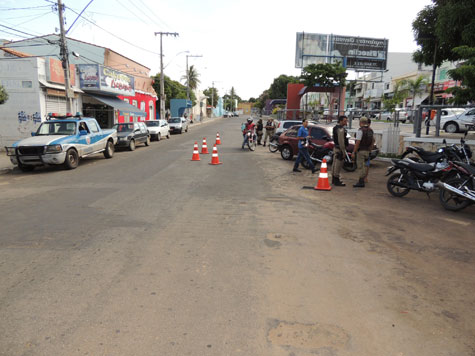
[113,122,150,151]
[278,124,379,161]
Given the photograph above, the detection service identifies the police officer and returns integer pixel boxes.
[331,115,348,186]
[351,117,374,188]
[263,117,277,147]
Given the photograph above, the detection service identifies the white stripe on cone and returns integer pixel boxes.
[319,173,328,178]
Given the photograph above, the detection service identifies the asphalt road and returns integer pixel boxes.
[0,117,474,356]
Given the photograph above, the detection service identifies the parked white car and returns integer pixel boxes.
[439,108,474,133]
[168,117,189,134]
[145,119,170,141]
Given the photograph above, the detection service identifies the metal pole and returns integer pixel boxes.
[57,0,73,113]
[435,108,442,137]
[211,81,214,108]
[416,106,423,138]
[186,55,189,102]
[154,32,179,121]
[429,42,437,106]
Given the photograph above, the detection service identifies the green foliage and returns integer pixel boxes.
[248,97,257,103]
[268,74,299,99]
[0,84,8,105]
[152,73,196,110]
[446,46,475,104]
[383,81,408,112]
[203,87,219,107]
[412,1,475,66]
[401,75,429,110]
[223,86,241,111]
[300,62,347,88]
[181,65,200,90]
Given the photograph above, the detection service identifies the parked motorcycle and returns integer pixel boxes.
[268,133,280,153]
[386,158,453,197]
[401,134,472,165]
[437,161,475,211]
[301,142,356,172]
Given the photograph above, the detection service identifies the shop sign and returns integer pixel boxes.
[47,58,76,85]
[77,64,135,96]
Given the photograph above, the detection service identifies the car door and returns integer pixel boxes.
[86,120,102,152]
[78,121,94,155]
[462,109,475,126]
[160,120,169,136]
[140,122,149,141]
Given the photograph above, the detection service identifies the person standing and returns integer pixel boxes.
[256,119,264,145]
[364,118,372,182]
[331,115,349,186]
[351,117,374,188]
[263,117,277,147]
[293,119,317,173]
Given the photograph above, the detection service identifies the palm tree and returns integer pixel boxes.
[184,65,200,90]
[402,75,429,112]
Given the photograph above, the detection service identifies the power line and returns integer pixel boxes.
[0,5,51,11]
[13,10,53,27]
[116,0,149,27]
[128,0,170,30]
[0,23,47,39]
[65,6,161,56]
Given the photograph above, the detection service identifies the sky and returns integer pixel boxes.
[0,0,433,100]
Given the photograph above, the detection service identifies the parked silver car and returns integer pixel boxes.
[168,117,189,134]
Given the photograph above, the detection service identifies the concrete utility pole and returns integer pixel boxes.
[57,0,73,113]
[154,32,179,120]
[211,81,214,108]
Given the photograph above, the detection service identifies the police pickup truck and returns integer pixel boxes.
[5,113,117,171]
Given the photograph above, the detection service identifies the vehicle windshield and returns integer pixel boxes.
[114,124,134,132]
[145,121,159,127]
[36,121,76,136]
[169,118,181,123]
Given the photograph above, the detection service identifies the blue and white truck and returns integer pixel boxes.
[5,113,117,171]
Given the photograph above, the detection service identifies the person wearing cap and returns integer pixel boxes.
[331,115,348,186]
[263,117,277,147]
[351,117,374,188]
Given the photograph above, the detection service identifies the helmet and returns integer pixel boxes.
[247,118,253,123]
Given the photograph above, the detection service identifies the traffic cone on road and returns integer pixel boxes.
[215,132,222,145]
[201,138,209,154]
[191,142,200,161]
[209,144,222,165]
[314,159,331,191]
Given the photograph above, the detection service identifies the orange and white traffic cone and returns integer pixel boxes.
[215,132,222,145]
[209,144,222,165]
[201,138,209,154]
[314,159,331,191]
[191,141,200,161]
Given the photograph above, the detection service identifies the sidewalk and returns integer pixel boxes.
[0,153,13,174]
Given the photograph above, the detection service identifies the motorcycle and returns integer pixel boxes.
[386,158,454,197]
[437,161,475,211]
[401,133,472,165]
[268,133,280,153]
[301,142,356,172]
[245,131,257,151]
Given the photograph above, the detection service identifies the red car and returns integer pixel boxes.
[277,124,354,161]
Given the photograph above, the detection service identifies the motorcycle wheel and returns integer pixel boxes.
[387,173,411,197]
[268,140,279,153]
[343,160,357,172]
[248,139,256,151]
[439,177,471,211]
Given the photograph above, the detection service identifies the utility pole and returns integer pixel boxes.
[211,81,214,108]
[57,0,73,113]
[154,32,179,121]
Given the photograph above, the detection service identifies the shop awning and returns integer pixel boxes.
[87,93,146,117]
[39,79,83,93]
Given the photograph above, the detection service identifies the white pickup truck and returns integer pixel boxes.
[5,114,117,171]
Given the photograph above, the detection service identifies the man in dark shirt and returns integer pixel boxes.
[293,119,317,174]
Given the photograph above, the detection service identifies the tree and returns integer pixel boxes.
[267,74,299,99]
[182,64,200,90]
[152,73,196,111]
[0,84,8,105]
[223,87,241,111]
[203,87,219,107]
[402,75,429,111]
[248,97,256,103]
[383,81,408,112]
[446,46,475,104]
[300,62,347,88]
[412,1,475,67]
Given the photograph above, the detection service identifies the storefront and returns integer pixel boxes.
[78,64,147,128]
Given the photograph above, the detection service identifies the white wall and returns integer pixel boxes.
[0,57,43,147]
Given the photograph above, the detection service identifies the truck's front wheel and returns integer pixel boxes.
[63,148,79,170]
[103,140,114,158]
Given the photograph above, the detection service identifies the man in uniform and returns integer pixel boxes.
[331,115,348,186]
[263,117,277,147]
[351,117,374,188]
[293,119,317,174]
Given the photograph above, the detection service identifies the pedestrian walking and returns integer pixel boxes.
[293,119,317,173]
[263,117,277,147]
[331,115,349,186]
[351,117,374,188]
[256,119,264,145]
